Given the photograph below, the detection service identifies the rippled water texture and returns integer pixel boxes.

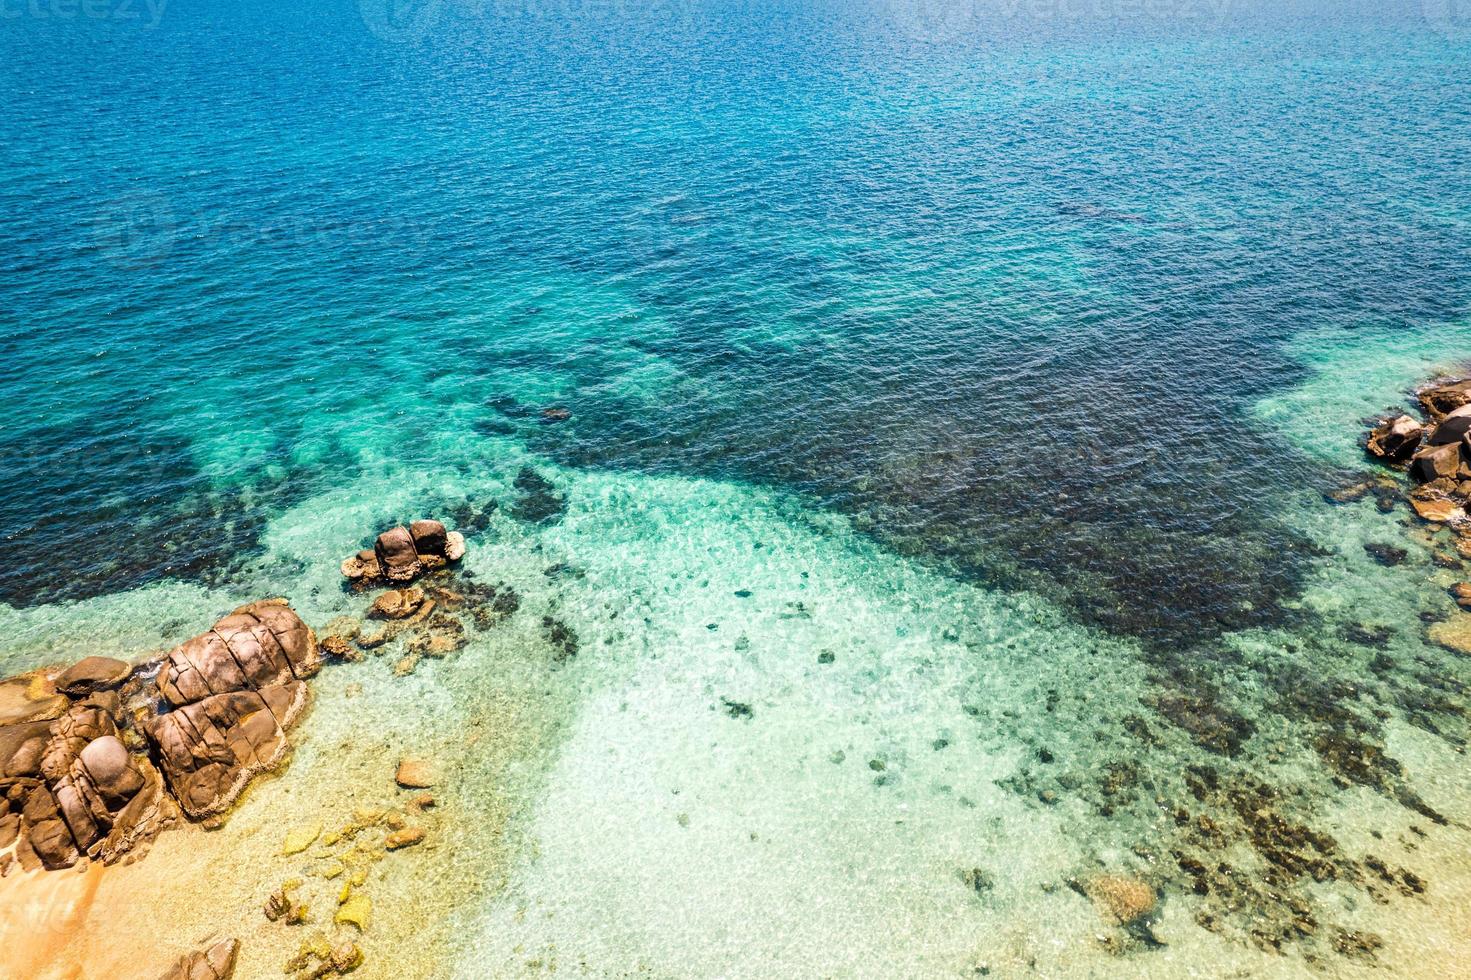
[3,1,1471,977]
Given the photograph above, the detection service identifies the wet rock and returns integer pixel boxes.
[286,939,363,979]
[1426,411,1471,447]
[368,588,425,621]
[149,684,307,819]
[1451,582,1471,609]
[1333,929,1384,960]
[283,822,321,855]
[3,688,177,871]
[1410,495,1464,523]
[159,938,239,980]
[335,891,371,930]
[0,673,71,727]
[1146,688,1254,756]
[541,615,579,662]
[53,657,131,696]
[1083,874,1157,926]
[156,599,320,706]
[146,601,316,819]
[958,867,994,894]
[1365,415,1425,462]
[1427,614,1471,655]
[1418,378,1471,420]
[395,758,436,788]
[512,467,567,523]
[722,698,754,720]
[384,826,425,849]
[1362,543,1408,567]
[1409,442,1466,483]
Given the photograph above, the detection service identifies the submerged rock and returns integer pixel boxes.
[1428,615,1471,655]
[1084,874,1158,926]
[159,938,239,980]
[395,758,436,788]
[369,588,425,621]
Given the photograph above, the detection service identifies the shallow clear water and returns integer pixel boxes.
[3,1,1471,977]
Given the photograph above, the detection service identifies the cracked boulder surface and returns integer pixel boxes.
[0,599,318,872]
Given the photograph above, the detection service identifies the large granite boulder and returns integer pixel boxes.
[341,519,466,586]
[147,600,316,819]
[148,684,306,819]
[1409,442,1466,484]
[1,598,322,872]
[157,599,320,706]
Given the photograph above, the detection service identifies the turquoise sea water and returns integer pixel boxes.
[3,1,1471,977]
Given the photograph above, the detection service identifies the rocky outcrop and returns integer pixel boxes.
[147,599,318,819]
[1,685,177,872]
[1418,378,1471,420]
[160,939,239,980]
[340,519,465,587]
[0,599,317,872]
[1365,381,1471,526]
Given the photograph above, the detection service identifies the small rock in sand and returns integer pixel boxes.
[396,759,436,788]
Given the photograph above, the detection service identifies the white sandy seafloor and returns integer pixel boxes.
[3,331,1471,978]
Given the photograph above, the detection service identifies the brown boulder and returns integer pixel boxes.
[1366,415,1425,462]
[1409,442,1465,484]
[409,519,450,556]
[79,735,144,804]
[147,682,307,819]
[1419,378,1471,420]
[160,938,239,980]
[54,657,131,696]
[157,602,318,708]
[1427,413,1471,447]
[375,525,423,582]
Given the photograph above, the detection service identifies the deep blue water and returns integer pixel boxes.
[2,0,1470,636]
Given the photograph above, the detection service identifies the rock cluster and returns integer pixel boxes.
[1366,378,1471,524]
[340,519,465,587]
[0,600,317,872]
[1,662,176,872]
[1364,376,1471,654]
